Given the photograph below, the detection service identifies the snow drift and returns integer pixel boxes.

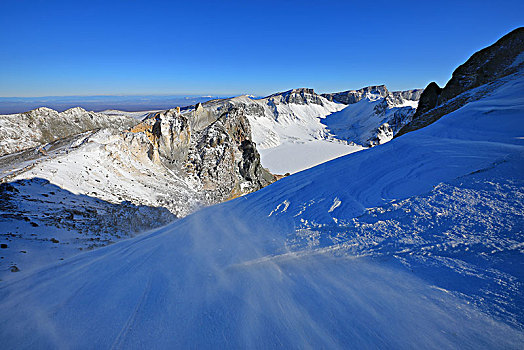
[0,62,523,348]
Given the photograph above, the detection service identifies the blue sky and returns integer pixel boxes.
[0,0,522,97]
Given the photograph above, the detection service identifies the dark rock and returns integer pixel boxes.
[10,265,20,272]
[397,27,524,137]
[438,27,524,105]
[50,238,59,243]
[0,244,7,249]
[415,82,442,116]
[0,183,19,193]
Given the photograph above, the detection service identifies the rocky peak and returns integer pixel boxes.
[266,88,324,105]
[397,27,524,138]
[322,85,390,104]
[126,101,275,203]
[438,27,524,105]
[411,82,442,117]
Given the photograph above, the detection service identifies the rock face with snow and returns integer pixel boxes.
[199,86,423,174]
[322,85,389,104]
[0,102,276,277]
[126,103,275,203]
[322,85,422,106]
[321,85,422,146]
[0,107,137,156]
[267,88,325,105]
[397,26,524,137]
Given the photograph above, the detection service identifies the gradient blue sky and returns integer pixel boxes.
[1,0,522,97]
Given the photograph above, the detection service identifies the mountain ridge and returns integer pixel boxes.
[397,26,524,137]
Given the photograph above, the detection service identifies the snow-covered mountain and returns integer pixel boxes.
[0,102,276,277]
[0,49,522,348]
[3,103,275,213]
[0,85,421,279]
[205,86,422,174]
[0,107,136,156]
[322,85,422,146]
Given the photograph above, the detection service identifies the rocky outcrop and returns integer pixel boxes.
[320,85,422,147]
[391,89,423,101]
[365,97,418,146]
[0,107,137,156]
[397,27,524,137]
[127,102,275,203]
[322,85,422,106]
[322,85,390,104]
[438,27,524,105]
[267,88,325,105]
[412,82,442,117]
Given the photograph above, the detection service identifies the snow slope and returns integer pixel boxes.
[7,129,205,217]
[0,178,174,280]
[0,71,522,347]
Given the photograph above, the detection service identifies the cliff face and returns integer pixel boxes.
[397,27,524,137]
[128,102,275,203]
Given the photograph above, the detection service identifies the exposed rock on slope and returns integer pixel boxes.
[127,102,275,203]
[0,107,137,156]
[0,178,175,280]
[411,82,443,118]
[267,88,326,105]
[397,27,524,137]
[322,85,390,104]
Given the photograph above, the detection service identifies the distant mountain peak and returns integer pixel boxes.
[266,88,324,105]
[321,85,422,105]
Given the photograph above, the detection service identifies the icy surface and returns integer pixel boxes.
[0,72,522,347]
[258,140,362,174]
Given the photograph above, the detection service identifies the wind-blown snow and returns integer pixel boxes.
[0,72,523,348]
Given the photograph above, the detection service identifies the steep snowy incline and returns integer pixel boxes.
[0,71,522,347]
